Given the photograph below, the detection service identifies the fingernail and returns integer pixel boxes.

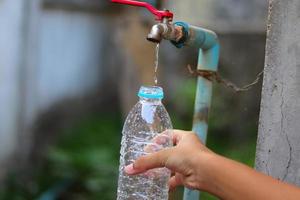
[156,136,167,145]
[124,163,135,174]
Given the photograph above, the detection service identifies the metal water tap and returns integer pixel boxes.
[111,0,183,43]
[147,17,183,43]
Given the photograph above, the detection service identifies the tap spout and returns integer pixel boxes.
[147,22,183,43]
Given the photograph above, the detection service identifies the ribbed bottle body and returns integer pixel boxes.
[117,97,173,200]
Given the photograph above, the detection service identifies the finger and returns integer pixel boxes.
[124,163,135,174]
[169,174,183,190]
[173,129,206,145]
[144,143,163,154]
[171,170,175,176]
[144,131,172,154]
[172,129,189,145]
[143,130,173,154]
[125,148,173,175]
[152,129,189,146]
[152,132,171,145]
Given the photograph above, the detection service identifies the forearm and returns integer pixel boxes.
[199,153,300,200]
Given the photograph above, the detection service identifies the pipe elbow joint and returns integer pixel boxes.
[171,22,219,50]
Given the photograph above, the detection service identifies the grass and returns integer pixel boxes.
[0,113,122,200]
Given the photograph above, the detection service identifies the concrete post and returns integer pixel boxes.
[0,0,27,179]
[255,0,300,185]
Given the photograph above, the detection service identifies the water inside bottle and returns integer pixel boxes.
[154,43,160,85]
[118,130,171,200]
[117,88,173,200]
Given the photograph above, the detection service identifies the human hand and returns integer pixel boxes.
[124,130,300,200]
[124,130,215,191]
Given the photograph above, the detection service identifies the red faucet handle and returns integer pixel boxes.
[111,0,173,21]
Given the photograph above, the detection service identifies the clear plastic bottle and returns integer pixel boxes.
[117,86,173,200]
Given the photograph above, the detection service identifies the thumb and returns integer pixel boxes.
[169,173,184,190]
[125,148,173,175]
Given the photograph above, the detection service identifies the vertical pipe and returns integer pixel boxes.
[170,22,219,200]
[183,44,220,200]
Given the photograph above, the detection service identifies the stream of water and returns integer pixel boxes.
[154,43,160,85]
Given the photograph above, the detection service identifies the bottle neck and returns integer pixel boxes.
[139,97,162,104]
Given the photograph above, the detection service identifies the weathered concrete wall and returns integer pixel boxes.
[255,0,300,185]
[0,0,26,176]
[37,9,105,110]
[167,0,268,33]
[0,0,112,178]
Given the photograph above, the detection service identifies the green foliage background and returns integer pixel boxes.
[0,81,258,200]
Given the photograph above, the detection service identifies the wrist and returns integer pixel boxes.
[194,151,222,195]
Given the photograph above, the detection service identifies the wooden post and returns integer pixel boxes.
[255,0,300,185]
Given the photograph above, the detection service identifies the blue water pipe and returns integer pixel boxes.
[172,22,220,200]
